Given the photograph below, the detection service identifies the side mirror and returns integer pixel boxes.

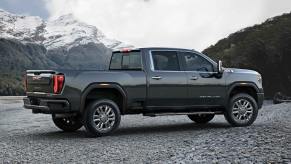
[217,60,224,74]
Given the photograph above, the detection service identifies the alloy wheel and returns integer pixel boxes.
[232,99,254,123]
[93,105,116,132]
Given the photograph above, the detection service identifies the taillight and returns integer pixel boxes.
[53,74,65,94]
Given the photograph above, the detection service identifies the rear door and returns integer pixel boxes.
[109,50,147,108]
[146,50,188,108]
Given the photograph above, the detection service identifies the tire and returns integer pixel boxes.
[52,114,83,132]
[224,93,258,127]
[83,99,121,137]
[188,114,215,124]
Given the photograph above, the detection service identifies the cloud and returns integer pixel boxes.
[45,0,291,51]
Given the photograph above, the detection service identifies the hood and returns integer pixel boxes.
[225,68,260,75]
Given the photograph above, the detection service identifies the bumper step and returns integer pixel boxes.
[23,97,70,114]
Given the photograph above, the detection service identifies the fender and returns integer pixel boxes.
[225,81,260,106]
[80,82,127,114]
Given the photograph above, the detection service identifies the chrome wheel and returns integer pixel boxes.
[93,105,116,132]
[232,99,253,123]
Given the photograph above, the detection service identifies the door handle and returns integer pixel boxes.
[190,76,198,80]
[152,76,162,80]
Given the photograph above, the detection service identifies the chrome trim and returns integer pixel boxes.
[232,99,254,122]
[144,111,222,117]
[151,76,162,80]
[23,97,70,111]
[190,76,198,80]
[147,105,221,108]
[148,49,218,74]
[26,92,59,96]
[27,92,48,94]
[149,49,185,72]
[93,105,116,132]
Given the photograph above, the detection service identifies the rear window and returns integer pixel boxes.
[151,51,180,71]
[110,51,142,70]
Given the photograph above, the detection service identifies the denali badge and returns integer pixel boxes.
[32,76,42,80]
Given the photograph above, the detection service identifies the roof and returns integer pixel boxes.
[113,47,198,53]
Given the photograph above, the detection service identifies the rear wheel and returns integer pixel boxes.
[188,114,215,124]
[224,93,258,127]
[83,99,121,137]
[52,114,83,132]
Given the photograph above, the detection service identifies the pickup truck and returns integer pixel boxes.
[23,47,264,137]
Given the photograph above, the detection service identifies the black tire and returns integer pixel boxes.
[83,99,121,137]
[224,93,258,127]
[52,114,83,132]
[188,114,215,124]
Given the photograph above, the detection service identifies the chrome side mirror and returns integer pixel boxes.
[218,60,224,74]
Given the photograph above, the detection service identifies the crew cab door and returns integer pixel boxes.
[146,50,188,108]
[179,51,226,106]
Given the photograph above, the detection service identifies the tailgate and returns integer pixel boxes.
[26,70,56,93]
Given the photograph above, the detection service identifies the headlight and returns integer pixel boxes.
[257,74,262,84]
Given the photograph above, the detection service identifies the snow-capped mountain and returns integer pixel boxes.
[0,9,45,43]
[0,9,131,50]
[44,14,130,50]
[0,9,132,95]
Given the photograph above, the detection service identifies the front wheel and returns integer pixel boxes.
[188,114,215,124]
[83,99,121,137]
[224,93,258,127]
[52,114,83,132]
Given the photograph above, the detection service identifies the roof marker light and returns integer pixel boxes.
[121,48,131,53]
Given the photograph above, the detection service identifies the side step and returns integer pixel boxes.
[143,111,222,117]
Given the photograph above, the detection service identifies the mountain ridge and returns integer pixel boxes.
[0,9,132,95]
[0,9,131,50]
[1,9,290,97]
[203,12,291,98]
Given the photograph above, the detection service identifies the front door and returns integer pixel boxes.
[179,51,226,106]
[147,50,188,108]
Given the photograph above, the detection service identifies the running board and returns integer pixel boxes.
[143,111,222,117]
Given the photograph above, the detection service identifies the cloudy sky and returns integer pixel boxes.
[1,0,291,51]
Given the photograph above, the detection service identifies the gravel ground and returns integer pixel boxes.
[0,97,290,163]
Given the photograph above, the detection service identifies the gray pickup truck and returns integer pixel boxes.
[24,47,264,137]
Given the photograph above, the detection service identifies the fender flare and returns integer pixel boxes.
[226,82,260,102]
[80,83,127,114]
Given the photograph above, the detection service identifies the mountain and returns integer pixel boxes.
[0,9,131,95]
[203,12,291,98]
[0,9,130,50]
[42,14,132,69]
[0,39,58,95]
[0,9,132,70]
[43,14,129,50]
[1,9,291,97]
[0,9,45,43]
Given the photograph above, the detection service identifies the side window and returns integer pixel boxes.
[110,51,142,70]
[181,52,213,72]
[151,51,180,71]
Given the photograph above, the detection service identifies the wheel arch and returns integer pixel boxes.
[227,82,259,104]
[80,83,127,114]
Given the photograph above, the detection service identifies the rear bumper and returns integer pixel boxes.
[257,92,264,109]
[23,97,71,114]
